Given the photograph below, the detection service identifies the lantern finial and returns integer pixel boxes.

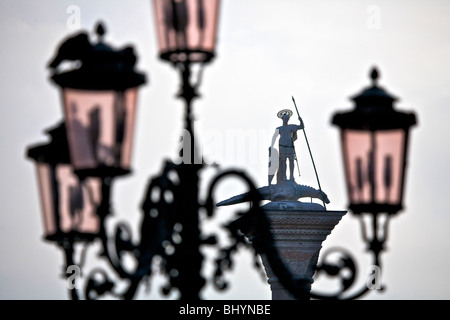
[370,67,379,86]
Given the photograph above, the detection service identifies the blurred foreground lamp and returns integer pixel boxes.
[332,67,417,215]
[26,122,101,243]
[153,0,220,64]
[151,0,221,160]
[48,23,146,179]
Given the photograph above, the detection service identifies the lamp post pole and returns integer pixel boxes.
[171,61,205,300]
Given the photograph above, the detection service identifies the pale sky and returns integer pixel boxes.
[1,0,449,300]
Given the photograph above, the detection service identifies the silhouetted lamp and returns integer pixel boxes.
[27,122,101,242]
[332,67,417,215]
[309,67,418,300]
[153,0,220,64]
[152,0,221,162]
[48,23,146,179]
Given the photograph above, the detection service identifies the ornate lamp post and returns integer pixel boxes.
[310,67,417,300]
[26,2,310,301]
[146,0,221,299]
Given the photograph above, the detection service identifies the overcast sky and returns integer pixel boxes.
[1,0,449,300]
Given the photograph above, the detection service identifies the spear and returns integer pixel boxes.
[292,96,326,209]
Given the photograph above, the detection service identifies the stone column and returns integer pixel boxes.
[259,201,346,300]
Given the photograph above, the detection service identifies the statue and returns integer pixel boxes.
[217,100,329,211]
[270,109,303,183]
[216,99,347,300]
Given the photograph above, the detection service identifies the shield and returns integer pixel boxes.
[268,146,279,185]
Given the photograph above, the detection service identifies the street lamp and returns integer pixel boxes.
[311,67,417,300]
[153,0,220,64]
[48,23,146,180]
[333,67,416,215]
[26,122,102,300]
[146,0,221,300]
[27,22,150,300]
[148,0,311,300]
[26,122,101,242]
[152,0,221,164]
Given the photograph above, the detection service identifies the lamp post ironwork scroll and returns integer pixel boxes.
[310,67,417,300]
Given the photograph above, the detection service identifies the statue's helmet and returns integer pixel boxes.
[277,109,293,119]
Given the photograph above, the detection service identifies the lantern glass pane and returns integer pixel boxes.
[55,165,101,235]
[63,88,138,177]
[374,130,405,205]
[153,0,220,62]
[36,163,57,236]
[342,129,405,207]
[342,130,372,204]
[34,163,101,239]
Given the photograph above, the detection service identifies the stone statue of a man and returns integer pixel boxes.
[270,109,304,183]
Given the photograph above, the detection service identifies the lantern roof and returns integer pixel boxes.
[48,22,146,91]
[332,67,417,131]
[350,67,398,108]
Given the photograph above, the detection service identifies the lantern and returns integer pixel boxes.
[332,67,417,215]
[48,23,147,179]
[153,0,221,64]
[27,122,102,242]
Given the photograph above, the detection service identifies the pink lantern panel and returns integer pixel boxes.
[63,88,138,178]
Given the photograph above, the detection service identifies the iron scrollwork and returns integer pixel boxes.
[72,160,312,300]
